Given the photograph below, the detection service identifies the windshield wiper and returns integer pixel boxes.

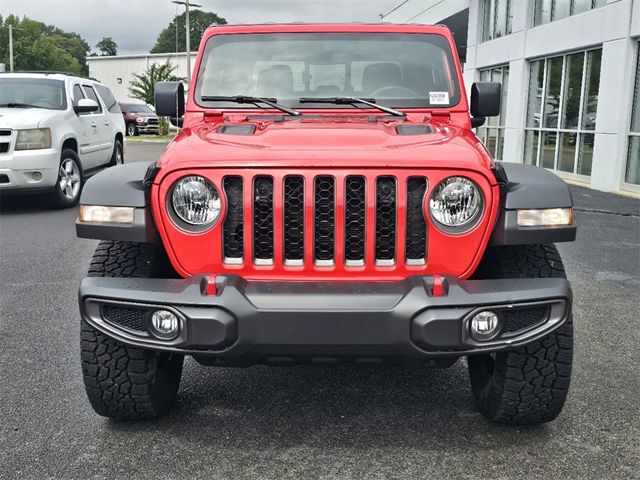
[200,95,302,116]
[0,102,42,109]
[299,97,406,118]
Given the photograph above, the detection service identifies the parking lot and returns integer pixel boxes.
[0,142,639,479]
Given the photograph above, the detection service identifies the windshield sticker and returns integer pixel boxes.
[429,92,449,105]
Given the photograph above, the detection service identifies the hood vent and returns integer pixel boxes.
[396,124,433,136]
[219,124,256,136]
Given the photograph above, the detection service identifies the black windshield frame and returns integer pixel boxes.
[194,32,462,111]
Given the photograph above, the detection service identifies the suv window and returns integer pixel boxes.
[96,85,121,114]
[72,84,85,106]
[82,85,103,113]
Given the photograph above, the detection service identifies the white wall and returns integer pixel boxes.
[87,52,197,103]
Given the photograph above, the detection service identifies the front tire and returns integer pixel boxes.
[81,241,183,421]
[126,123,138,136]
[468,245,573,424]
[51,149,83,208]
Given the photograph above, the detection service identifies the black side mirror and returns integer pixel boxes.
[470,82,501,124]
[155,82,185,119]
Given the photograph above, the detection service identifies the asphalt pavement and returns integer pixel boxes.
[0,142,639,479]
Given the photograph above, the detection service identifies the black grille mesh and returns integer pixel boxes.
[345,176,366,262]
[503,306,550,333]
[314,176,335,262]
[223,176,244,260]
[102,305,146,332]
[375,177,396,262]
[253,176,274,261]
[406,177,427,261]
[284,176,305,262]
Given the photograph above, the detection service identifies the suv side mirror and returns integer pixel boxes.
[155,82,185,127]
[470,82,501,128]
[74,98,99,115]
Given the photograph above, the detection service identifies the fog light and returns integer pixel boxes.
[150,310,179,339]
[470,310,501,341]
[32,171,43,181]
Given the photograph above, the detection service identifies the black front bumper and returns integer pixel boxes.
[79,275,571,365]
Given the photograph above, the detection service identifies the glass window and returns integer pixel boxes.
[72,84,84,106]
[96,85,121,114]
[82,85,103,113]
[625,46,640,186]
[482,0,512,42]
[534,0,605,26]
[0,78,67,111]
[524,48,602,176]
[476,65,509,160]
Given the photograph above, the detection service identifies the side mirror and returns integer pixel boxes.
[74,98,99,114]
[155,82,185,119]
[470,82,501,122]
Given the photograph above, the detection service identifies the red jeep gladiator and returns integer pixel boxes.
[76,24,576,424]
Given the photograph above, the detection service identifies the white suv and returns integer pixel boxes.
[0,73,125,208]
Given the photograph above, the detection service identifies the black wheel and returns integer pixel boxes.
[51,148,83,208]
[126,123,138,136]
[108,139,124,166]
[81,241,183,421]
[467,244,573,424]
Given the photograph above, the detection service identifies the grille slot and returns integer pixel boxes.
[502,306,550,335]
[345,176,366,265]
[223,176,244,263]
[0,144,9,154]
[102,305,147,333]
[405,177,428,264]
[284,176,305,264]
[253,176,274,264]
[314,176,335,265]
[375,176,397,264]
[0,174,9,184]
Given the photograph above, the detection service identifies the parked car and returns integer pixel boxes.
[0,72,125,207]
[76,23,577,424]
[119,102,159,136]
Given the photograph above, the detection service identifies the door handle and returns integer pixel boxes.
[91,122,97,128]
[104,121,110,126]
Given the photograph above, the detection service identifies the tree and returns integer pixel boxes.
[96,37,117,56]
[129,61,184,105]
[150,10,226,54]
[0,14,90,74]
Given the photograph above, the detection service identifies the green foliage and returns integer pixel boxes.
[150,10,226,54]
[159,117,170,136]
[129,61,185,106]
[96,37,118,56]
[0,14,90,74]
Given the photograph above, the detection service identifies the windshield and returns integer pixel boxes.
[125,104,154,114]
[0,78,67,110]
[195,33,461,110]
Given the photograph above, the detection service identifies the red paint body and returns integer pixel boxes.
[151,24,499,281]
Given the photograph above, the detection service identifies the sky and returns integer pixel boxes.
[1,0,404,55]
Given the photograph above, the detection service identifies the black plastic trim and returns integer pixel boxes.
[498,162,573,210]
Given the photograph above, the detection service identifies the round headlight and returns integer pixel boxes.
[429,177,482,230]
[171,175,221,228]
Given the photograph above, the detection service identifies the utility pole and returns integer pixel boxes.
[9,25,14,71]
[172,0,202,83]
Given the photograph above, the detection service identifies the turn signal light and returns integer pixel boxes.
[517,208,574,227]
[79,205,135,224]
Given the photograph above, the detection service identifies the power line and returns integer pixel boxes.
[404,0,446,23]
[379,0,410,19]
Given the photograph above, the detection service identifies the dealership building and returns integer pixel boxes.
[384,0,640,194]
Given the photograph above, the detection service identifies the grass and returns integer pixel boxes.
[125,134,176,143]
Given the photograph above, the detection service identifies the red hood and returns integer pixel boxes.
[155,115,495,183]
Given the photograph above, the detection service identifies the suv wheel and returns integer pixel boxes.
[51,149,83,208]
[126,123,138,136]
[81,241,183,421]
[468,244,573,424]
[108,139,124,166]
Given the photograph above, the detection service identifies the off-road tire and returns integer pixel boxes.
[468,244,573,425]
[81,241,183,421]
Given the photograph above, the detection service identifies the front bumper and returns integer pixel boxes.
[0,148,60,192]
[79,275,572,365]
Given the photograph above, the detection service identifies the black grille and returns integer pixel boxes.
[503,306,550,334]
[345,176,366,263]
[406,177,427,262]
[147,118,159,125]
[0,174,9,184]
[102,305,147,333]
[314,176,335,263]
[0,130,10,136]
[253,176,274,262]
[223,176,244,261]
[375,177,396,263]
[284,176,305,263]
[0,143,9,154]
